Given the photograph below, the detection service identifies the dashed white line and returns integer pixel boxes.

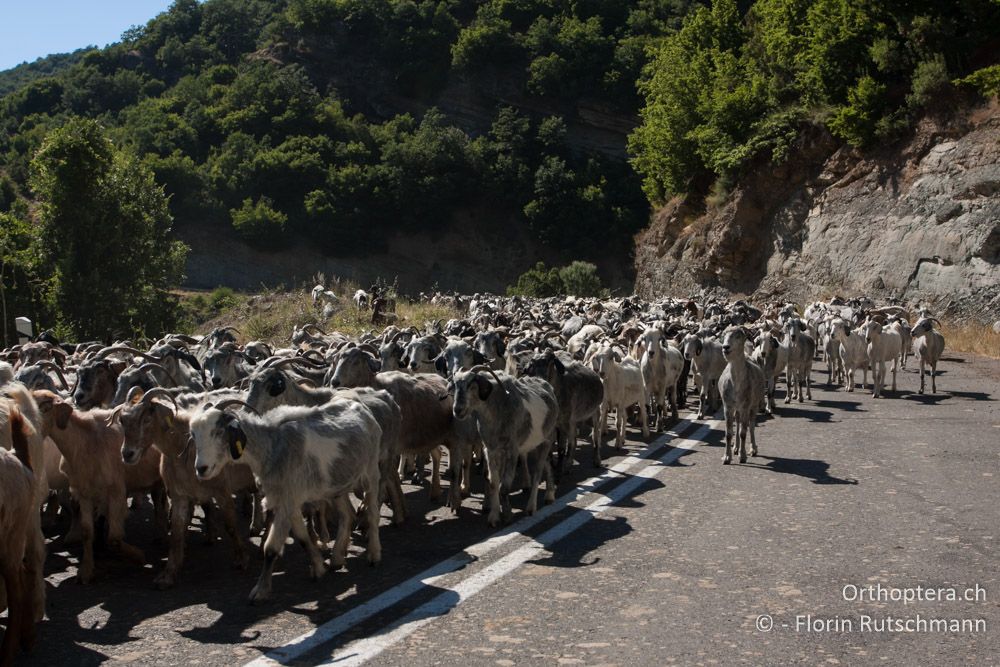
[249,415,720,667]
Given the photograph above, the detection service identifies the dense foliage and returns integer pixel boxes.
[507,260,606,297]
[0,0,997,337]
[629,0,1000,202]
[27,119,187,340]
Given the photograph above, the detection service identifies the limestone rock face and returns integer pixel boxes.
[634,106,1000,321]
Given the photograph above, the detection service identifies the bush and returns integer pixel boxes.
[230,196,287,248]
[907,54,950,109]
[507,260,605,297]
[955,64,1000,99]
[507,261,563,297]
[558,260,603,297]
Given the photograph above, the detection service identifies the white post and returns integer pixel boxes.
[15,317,32,345]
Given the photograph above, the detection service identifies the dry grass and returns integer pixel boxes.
[939,322,1000,359]
[184,279,461,347]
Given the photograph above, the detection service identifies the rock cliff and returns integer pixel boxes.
[634,103,1000,322]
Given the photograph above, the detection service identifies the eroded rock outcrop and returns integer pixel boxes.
[635,104,1000,321]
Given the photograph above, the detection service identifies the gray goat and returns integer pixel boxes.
[783,319,815,403]
[719,328,764,464]
[451,367,558,527]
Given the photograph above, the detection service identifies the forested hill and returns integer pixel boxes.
[1,0,999,336]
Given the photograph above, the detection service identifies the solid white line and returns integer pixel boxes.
[313,420,721,666]
[248,413,711,667]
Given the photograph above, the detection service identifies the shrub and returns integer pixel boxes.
[558,260,603,297]
[507,261,563,297]
[507,260,605,297]
[230,196,287,248]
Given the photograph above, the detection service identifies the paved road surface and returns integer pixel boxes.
[13,353,1000,666]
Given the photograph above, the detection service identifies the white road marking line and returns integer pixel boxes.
[248,413,715,667]
[311,420,721,666]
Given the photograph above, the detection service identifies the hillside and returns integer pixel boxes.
[1,0,999,339]
[634,102,1000,323]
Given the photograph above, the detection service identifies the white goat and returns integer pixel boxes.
[586,343,649,460]
[909,317,945,394]
[831,318,868,392]
[863,319,901,398]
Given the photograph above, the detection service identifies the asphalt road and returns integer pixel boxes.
[11,352,1000,666]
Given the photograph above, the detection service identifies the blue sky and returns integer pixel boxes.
[0,1,174,71]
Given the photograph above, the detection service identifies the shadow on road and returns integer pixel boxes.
[746,455,858,485]
[814,398,865,412]
[776,406,835,422]
[528,515,633,570]
[946,390,993,401]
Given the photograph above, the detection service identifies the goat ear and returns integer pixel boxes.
[472,350,489,365]
[770,337,779,349]
[695,339,703,355]
[55,401,73,430]
[226,419,246,460]
[368,356,381,373]
[475,375,493,401]
[553,357,566,375]
[496,338,506,357]
[434,355,447,375]
[268,375,286,396]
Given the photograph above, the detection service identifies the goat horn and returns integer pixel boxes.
[96,345,160,362]
[214,399,258,415]
[37,361,70,391]
[136,362,178,387]
[140,387,180,413]
[222,327,242,335]
[304,323,328,335]
[467,364,510,395]
[359,343,379,356]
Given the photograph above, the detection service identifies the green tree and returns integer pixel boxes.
[230,196,288,248]
[507,261,562,297]
[30,118,188,339]
[558,260,603,296]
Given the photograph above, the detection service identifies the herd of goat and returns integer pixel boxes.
[0,290,949,662]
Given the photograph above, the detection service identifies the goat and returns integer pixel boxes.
[471,331,506,370]
[32,391,163,583]
[521,350,603,472]
[450,366,558,527]
[353,289,370,310]
[401,335,444,375]
[203,344,255,389]
[719,328,764,464]
[116,388,255,589]
[831,318,869,392]
[330,349,467,511]
[751,330,785,415]
[909,317,945,394]
[783,319,816,403]
[862,319,902,398]
[13,362,69,395]
[244,363,406,525]
[0,411,39,664]
[586,342,649,461]
[635,327,683,431]
[190,398,383,604]
[680,334,726,419]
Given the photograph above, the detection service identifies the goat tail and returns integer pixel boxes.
[9,406,33,471]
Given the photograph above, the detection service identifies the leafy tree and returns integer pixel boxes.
[231,196,288,248]
[507,261,562,297]
[29,118,188,339]
[558,260,604,296]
